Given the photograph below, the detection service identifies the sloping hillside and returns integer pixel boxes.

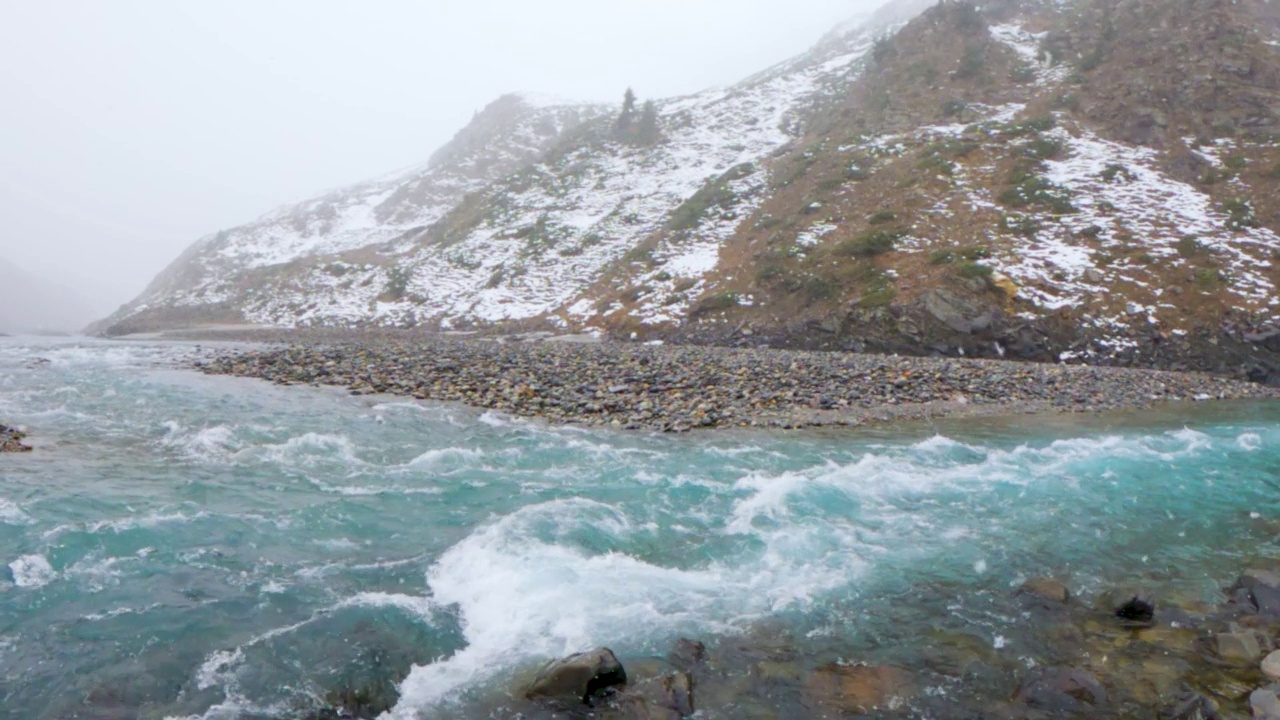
[97,0,1280,380]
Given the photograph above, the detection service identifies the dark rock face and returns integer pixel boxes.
[0,423,30,453]
[526,647,627,704]
[1014,666,1107,712]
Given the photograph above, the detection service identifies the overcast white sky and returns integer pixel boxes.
[0,0,881,319]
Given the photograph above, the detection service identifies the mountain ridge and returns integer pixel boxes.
[93,0,1280,383]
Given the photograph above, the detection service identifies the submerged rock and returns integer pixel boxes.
[669,638,706,672]
[1014,666,1107,712]
[1251,686,1280,719]
[804,663,915,714]
[1160,691,1220,720]
[606,672,694,719]
[526,647,627,704]
[1020,577,1070,604]
[0,423,30,452]
[1216,630,1264,665]
[1231,570,1280,615]
[1116,594,1157,624]
[1263,650,1280,682]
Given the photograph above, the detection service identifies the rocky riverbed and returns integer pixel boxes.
[193,333,1280,431]
[299,564,1280,719]
[0,423,30,452]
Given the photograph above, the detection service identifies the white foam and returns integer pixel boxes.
[390,493,867,715]
[0,498,31,525]
[9,554,56,588]
[1238,432,1263,452]
[407,447,484,467]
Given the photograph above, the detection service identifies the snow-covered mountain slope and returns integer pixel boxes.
[94,94,610,333]
[98,0,1280,379]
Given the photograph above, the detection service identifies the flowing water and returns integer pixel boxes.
[2,337,1279,719]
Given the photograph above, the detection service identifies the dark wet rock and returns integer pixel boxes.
[605,672,694,719]
[804,663,915,714]
[0,423,30,453]
[1252,685,1280,719]
[1116,594,1157,624]
[1013,666,1107,712]
[669,638,706,672]
[1160,691,1221,720]
[1216,630,1264,665]
[1231,570,1280,615]
[526,647,627,704]
[1019,577,1070,604]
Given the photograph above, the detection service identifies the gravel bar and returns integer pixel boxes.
[188,333,1280,431]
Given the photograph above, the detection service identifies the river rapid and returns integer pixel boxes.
[2,337,1279,719]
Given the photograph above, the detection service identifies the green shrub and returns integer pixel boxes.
[1100,163,1133,182]
[859,282,896,308]
[804,276,836,301]
[1011,65,1037,83]
[1223,155,1248,170]
[1266,163,1280,179]
[756,264,784,283]
[868,210,898,225]
[1053,93,1081,111]
[956,261,993,279]
[693,292,740,314]
[1176,236,1203,258]
[668,164,753,231]
[941,99,968,117]
[954,44,986,80]
[1005,116,1057,136]
[872,35,895,64]
[1004,215,1041,237]
[959,246,990,260]
[1194,268,1222,289]
[917,153,956,176]
[999,168,1076,214]
[836,230,903,257]
[929,249,955,265]
[1024,137,1064,161]
[1225,198,1259,230]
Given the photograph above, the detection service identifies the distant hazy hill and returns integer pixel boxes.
[0,258,94,333]
[96,0,1280,380]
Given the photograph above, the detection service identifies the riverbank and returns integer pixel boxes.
[193,332,1280,431]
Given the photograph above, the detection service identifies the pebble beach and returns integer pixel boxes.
[192,332,1280,431]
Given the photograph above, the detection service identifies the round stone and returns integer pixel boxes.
[1263,650,1280,682]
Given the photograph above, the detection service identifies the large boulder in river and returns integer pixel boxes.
[526,647,627,704]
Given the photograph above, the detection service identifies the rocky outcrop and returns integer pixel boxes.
[0,424,30,453]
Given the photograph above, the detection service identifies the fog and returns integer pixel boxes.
[0,0,884,328]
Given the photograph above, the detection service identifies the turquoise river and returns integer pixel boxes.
[2,337,1279,718]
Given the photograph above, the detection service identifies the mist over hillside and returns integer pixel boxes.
[0,259,95,334]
